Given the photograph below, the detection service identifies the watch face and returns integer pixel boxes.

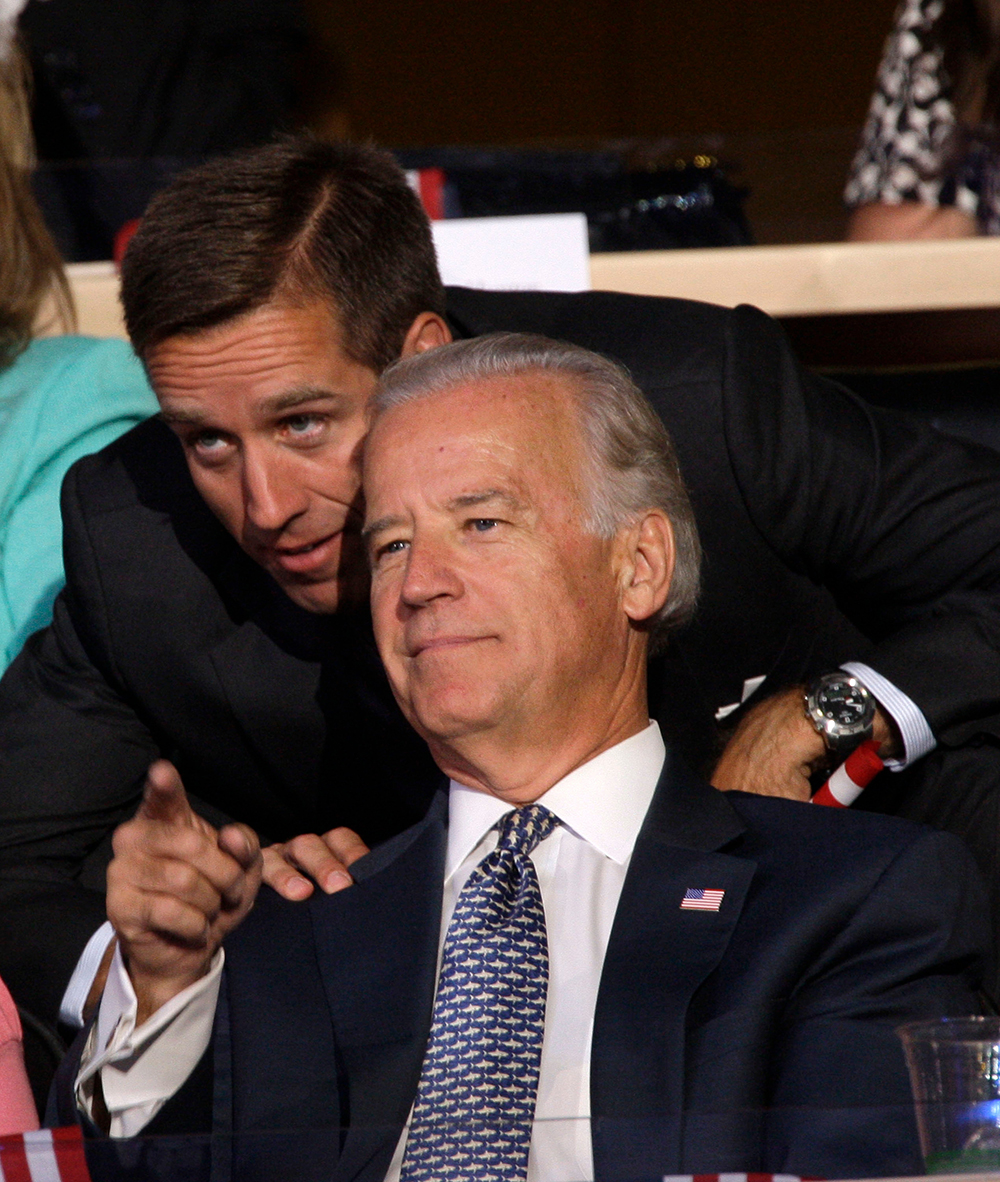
[817,681,870,727]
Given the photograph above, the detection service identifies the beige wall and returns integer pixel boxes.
[62,237,1000,345]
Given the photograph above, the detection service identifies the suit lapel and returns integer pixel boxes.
[310,788,448,1182]
[591,750,756,1181]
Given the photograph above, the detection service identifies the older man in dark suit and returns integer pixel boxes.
[57,336,987,1182]
[4,138,1000,1037]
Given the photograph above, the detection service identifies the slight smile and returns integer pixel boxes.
[410,636,495,657]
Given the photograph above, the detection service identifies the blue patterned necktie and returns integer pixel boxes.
[400,802,559,1182]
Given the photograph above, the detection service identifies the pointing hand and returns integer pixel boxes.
[107,760,262,1023]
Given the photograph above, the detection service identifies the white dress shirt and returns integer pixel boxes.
[76,941,224,1136]
[77,720,666,1181]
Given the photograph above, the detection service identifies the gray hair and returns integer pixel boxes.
[370,333,701,641]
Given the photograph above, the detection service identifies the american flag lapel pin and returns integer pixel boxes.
[680,888,725,911]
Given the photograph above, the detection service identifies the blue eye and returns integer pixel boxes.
[283,414,325,439]
[194,432,228,455]
[470,518,498,532]
[373,539,409,563]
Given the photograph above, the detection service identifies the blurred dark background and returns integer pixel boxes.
[300,0,900,243]
[19,0,901,259]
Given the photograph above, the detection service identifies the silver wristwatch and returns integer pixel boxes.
[804,672,876,762]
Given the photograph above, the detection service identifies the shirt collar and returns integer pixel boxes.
[445,720,665,880]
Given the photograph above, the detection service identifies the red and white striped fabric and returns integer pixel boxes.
[0,1128,91,1182]
[661,1173,822,1182]
[810,739,884,808]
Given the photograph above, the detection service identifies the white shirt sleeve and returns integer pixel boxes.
[841,661,937,769]
[75,942,224,1137]
[59,921,116,1028]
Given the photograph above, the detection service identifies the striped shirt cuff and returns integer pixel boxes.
[58,920,115,1028]
[841,661,937,770]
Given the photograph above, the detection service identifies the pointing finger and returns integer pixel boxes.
[138,760,194,827]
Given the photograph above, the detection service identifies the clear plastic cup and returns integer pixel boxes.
[898,1016,1000,1174]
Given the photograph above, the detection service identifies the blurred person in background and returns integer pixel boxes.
[17,0,307,261]
[847,0,1000,239]
[0,973,36,1134]
[0,9,157,671]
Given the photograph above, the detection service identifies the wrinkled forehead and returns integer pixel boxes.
[365,371,586,485]
[145,301,356,403]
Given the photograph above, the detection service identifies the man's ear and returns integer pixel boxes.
[620,510,675,625]
[400,312,452,357]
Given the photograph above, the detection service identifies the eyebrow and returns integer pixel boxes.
[362,514,406,543]
[158,406,209,427]
[259,388,346,415]
[159,388,345,427]
[362,489,524,543]
[446,489,524,513]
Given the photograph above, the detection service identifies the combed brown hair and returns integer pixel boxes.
[0,44,73,368]
[121,136,445,372]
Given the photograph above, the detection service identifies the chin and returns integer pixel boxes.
[407,693,500,745]
[277,568,369,615]
[279,578,343,614]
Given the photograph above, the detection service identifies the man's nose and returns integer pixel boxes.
[400,535,463,607]
[242,450,306,532]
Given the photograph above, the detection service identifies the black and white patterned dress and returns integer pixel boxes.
[845,0,1000,232]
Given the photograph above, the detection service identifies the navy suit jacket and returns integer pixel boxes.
[56,750,988,1182]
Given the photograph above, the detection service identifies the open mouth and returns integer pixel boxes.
[270,532,341,574]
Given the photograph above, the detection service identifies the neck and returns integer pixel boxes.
[430,665,650,805]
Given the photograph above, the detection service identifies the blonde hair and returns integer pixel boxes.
[0,43,73,367]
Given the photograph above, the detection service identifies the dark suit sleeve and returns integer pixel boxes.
[765,827,988,1178]
[723,303,1000,746]
[0,463,158,1024]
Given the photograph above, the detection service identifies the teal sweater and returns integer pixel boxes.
[0,336,158,671]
